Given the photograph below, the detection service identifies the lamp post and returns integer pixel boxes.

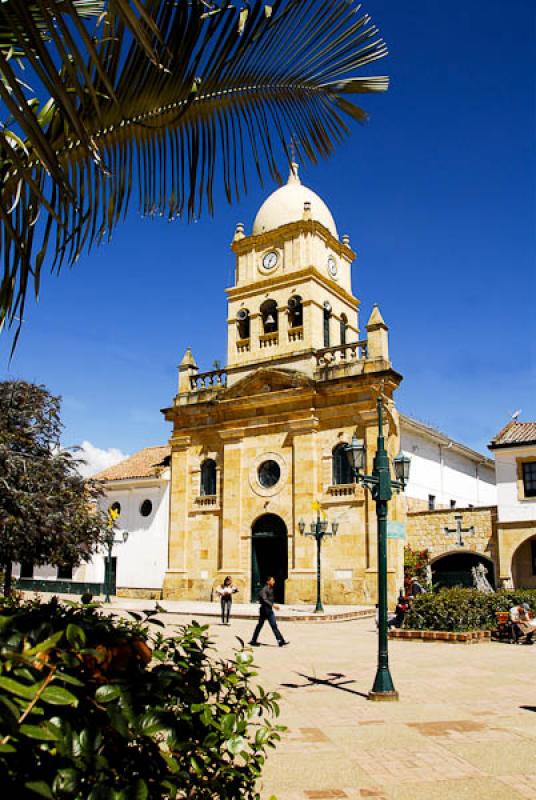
[298,510,338,613]
[345,396,411,701]
[104,508,129,603]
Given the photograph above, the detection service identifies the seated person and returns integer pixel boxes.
[509,603,536,643]
[388,593,409,629]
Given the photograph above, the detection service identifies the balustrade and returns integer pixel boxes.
[190,369,227,391]
[315,339,368,367]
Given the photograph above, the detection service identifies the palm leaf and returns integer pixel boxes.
[0,0,389,340]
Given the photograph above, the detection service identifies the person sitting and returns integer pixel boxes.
[389,593,409,629]
[509,603,536,644]
[409,576,425,598]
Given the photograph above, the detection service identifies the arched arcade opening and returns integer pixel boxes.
[251,514,288,603]
[511,536,536,589]
[431,551,495,590]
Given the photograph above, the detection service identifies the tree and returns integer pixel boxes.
[0,380,106,595]
[0,0,389,344]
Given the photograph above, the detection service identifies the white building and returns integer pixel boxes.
[14,446,170,598]
[400,414,496,512]
[488,420,536,588]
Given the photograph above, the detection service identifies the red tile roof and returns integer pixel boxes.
[489,421,536,449]
[93,446,170,482]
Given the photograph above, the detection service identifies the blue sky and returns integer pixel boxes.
[1,0,534,467]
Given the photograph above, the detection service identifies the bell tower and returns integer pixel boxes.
[226,164,359,386]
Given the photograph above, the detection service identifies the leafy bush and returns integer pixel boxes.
[0,598,283,799]
[403,588,536,632]
[403,546,430,593]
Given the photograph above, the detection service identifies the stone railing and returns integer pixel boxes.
[288,326,304,342]
[236,337,250,353]
[327,484,356,498]
[195,495,218,507]
[315,339,368,367]
[259,332,278,348]
[190,369,227,391]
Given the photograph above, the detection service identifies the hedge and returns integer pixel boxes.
[403,588,536,632]
[0,597,283,799]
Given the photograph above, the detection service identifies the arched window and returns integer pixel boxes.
[340,313,348,345]
[323,302,331,347]
[200,459,217,496]
[236,308,250,339]
[332,444,354,485]
[288,295,303,328]
[260,299,278,333]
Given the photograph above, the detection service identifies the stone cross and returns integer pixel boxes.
[444,514,474,547]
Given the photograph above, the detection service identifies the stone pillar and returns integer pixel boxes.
[177,348,198,394]
[220,431,243,572]
[163,436,191,598]
[366,305,390,365]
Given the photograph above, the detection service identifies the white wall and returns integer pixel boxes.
[13,475,170,592]
[401,427,496,508]
[495,445,536,523]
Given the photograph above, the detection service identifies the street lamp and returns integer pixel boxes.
[298,510,338,613]
[345,396,410,701]
[104,508,129,603]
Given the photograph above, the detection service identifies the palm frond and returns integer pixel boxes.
[0,0,389,340]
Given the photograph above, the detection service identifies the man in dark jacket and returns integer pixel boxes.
[249,577,289,647]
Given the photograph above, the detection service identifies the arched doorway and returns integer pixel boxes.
[251,514,288,603]
[511,536,536,588]
[432,551,495,590]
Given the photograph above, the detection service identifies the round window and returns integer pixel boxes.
[140,499,153,517]
[257,460,281,489]
[110,501,121,515]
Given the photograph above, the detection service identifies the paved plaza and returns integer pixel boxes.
[159,611,536,800]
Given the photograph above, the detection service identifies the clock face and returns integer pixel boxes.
[327,256,338,277]
[262,251,278,270]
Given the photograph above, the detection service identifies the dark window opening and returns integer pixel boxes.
[522,462,536,497]
[236,308,250,339]
[288,295,303,328]
[450,499,456,509]
[20,561,34,579]
[140,499,153,517]
[332,444,354,485]
[258,460,281,488]
[200,459,217,496]
[428,495,436,511]
[531,540,536,576]
[260,299,278,334]
[340,313,348,345]
[323,303,331,347]
[57,564,73,580]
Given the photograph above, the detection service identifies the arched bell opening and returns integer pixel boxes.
[431,551,495,590]
[236,308,250,340]
[288,295,303,328]
[251,514,288,603]
[260,299,278,334]
[340,313,348,345]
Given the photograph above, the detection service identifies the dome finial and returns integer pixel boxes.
[287,160,300,185]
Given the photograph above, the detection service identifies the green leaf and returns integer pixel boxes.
[139,713,167,736]
[227,736,246,755]
[134,778,149,800]
[41,685,78,706]
[0,742,16,753]
[25,782,54,799]
[66,623,86,649]
[0,676,38,700]
[20,723,60,741]
[95,684,122,703]
[25,630,64,656]
[52,767,79,794]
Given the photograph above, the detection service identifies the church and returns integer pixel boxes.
[159,163,494,605]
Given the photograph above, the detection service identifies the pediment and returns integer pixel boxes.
[223,368,313,400]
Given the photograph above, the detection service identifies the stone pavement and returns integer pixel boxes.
[155,612,536,800]
[27,593,373,622]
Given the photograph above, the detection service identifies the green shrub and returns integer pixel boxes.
[403,588,536,632]
[0,598,284,799]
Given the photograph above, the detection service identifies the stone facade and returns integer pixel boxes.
[406,506,497,561]
[163,166,406,606]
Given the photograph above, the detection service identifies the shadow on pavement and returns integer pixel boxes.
[280,671,368,699]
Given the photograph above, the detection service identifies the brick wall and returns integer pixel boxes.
[406,506,498,562]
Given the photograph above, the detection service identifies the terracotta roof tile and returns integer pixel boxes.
[489,421,536,449]
[93,446,170,482]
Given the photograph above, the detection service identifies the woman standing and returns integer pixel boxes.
[216,576,238,624]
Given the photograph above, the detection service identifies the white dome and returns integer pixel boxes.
[252,164,338,238]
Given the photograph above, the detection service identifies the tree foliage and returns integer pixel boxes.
[0,0,389,344]
[0,380,106,593]
[0,598,284,798]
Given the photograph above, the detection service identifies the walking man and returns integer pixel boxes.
[249,576,289,647]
